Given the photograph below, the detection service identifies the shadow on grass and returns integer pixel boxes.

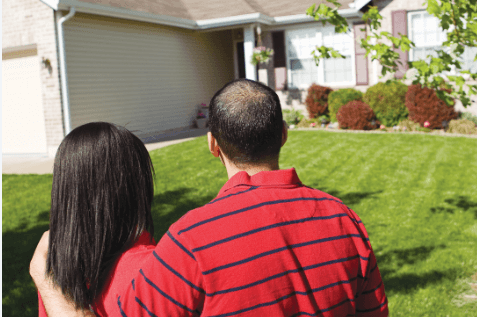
[151,187,216,240]
[430,195,477,218]
[315,187,383,208]
[2,210,50,317]
[375,245,457,295]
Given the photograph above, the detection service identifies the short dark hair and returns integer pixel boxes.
[46,122,155,310]
[208,79,283,164]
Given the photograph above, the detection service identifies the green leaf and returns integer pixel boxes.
[427,0,441,15]
[305,4,315,16]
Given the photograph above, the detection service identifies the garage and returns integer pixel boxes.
[2,46,48,155]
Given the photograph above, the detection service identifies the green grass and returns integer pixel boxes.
[3,131,477,316]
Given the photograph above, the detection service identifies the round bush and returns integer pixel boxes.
[328,88,363,122]
[363,81,408,127]
[305,84,333,119]
[447,119,477,134]
[405,84,457,129]
[337,100,378,130]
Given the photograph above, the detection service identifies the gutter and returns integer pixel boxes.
[41,0,362,31]
[56,7,76,136]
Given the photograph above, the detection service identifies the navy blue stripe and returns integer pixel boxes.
[370,262,378,273]
[117,296,128,317]
[356,297,388,313]
[139,269,197,314]
[208,186,259,205]
[362,281,382,295]
[291,298,354,316]
[192,213,349,252]
[206,255,361,296]
[203,234,368,275]
[210,294,354,317]
[179,197,345,235]
[135,297,158,317]
[290,298,355,317]
[152,251,205,294]
[167,231,196,260]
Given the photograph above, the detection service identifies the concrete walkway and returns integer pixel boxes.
[2,128,208,174]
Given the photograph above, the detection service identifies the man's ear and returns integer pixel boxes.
[281,120,288,147]
[208,132,220,157]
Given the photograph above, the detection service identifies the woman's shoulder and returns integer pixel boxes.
[94,231,156,316]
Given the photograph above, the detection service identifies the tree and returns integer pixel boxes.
[306,0,477,107]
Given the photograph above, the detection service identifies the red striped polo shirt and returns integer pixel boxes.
[117,168,388,316]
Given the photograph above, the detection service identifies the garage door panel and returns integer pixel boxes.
[2,55,48,154]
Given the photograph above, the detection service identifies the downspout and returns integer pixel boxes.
[57,7,76,136]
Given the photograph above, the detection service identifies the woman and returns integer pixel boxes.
[38,122,156,316]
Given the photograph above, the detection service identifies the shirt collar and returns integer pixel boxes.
[218,168,302,195]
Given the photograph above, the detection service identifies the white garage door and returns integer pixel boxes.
[63,14,234,138]
[2,54,48,154]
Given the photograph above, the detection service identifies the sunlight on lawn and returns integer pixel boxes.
[3,131,477,316]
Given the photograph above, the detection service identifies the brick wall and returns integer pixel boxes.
[2,0,64,157]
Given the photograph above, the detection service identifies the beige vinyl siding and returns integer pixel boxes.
[64,14,234,137]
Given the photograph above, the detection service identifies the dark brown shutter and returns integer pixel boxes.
[392,10,408,79]
[272,31,287,90]
[354,23,368,85]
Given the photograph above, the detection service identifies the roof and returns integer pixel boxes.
[41,0,366,29]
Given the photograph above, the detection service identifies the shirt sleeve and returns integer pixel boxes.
[352,214,388,317]
[115,227,206,317]
[38,291,48,317]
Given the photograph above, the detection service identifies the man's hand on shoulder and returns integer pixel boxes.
[30,231,95,317]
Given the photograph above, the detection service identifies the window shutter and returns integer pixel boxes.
[354,23,368,85]
[392,10,408,79]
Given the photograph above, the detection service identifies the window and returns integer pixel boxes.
[287,28,318,89]
[286,26,354,89]
[408,11,447,62]
[408,11,477,73]
[322,27,353,83]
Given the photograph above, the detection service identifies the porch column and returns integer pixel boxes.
[244,25,256,81]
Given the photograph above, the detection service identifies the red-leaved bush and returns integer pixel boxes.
[305,84,333,118]
[405,84,457,129]
[337,101,378,130]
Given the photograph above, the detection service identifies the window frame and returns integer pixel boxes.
[285,24,356,90]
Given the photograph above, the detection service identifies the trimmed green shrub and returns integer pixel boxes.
[447,119,477,134]
[460,112,477,126]
[305,84,333,118]
[363,81,408,127]
[328,88,363,122]
[337,100,378,130]
[405,84,458,129]
[283,109,304,126]
[398,119,420,132]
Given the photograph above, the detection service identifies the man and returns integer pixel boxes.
[31,79,388,316]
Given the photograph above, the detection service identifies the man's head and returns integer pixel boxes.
[208,79,285,166]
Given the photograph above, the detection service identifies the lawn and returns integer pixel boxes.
[3,130,477,316]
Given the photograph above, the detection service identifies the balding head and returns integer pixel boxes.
[209,79,283,165]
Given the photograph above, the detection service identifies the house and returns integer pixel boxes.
[2,0,476,156]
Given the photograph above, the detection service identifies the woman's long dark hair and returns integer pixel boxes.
[46,122,155,310]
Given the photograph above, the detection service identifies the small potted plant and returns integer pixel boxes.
[196,103,208,129]
[251,46,274,65]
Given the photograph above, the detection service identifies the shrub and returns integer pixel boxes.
[296,118,320,128]
[328,88,363,122]
[460,112,477,126]
[405,84,458,129]
[363,81,408,127]
[447,119,477,134]
[337,101,378,130]
[305,84,333,118]
[283,109,304,126]
[398,119,420,132]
